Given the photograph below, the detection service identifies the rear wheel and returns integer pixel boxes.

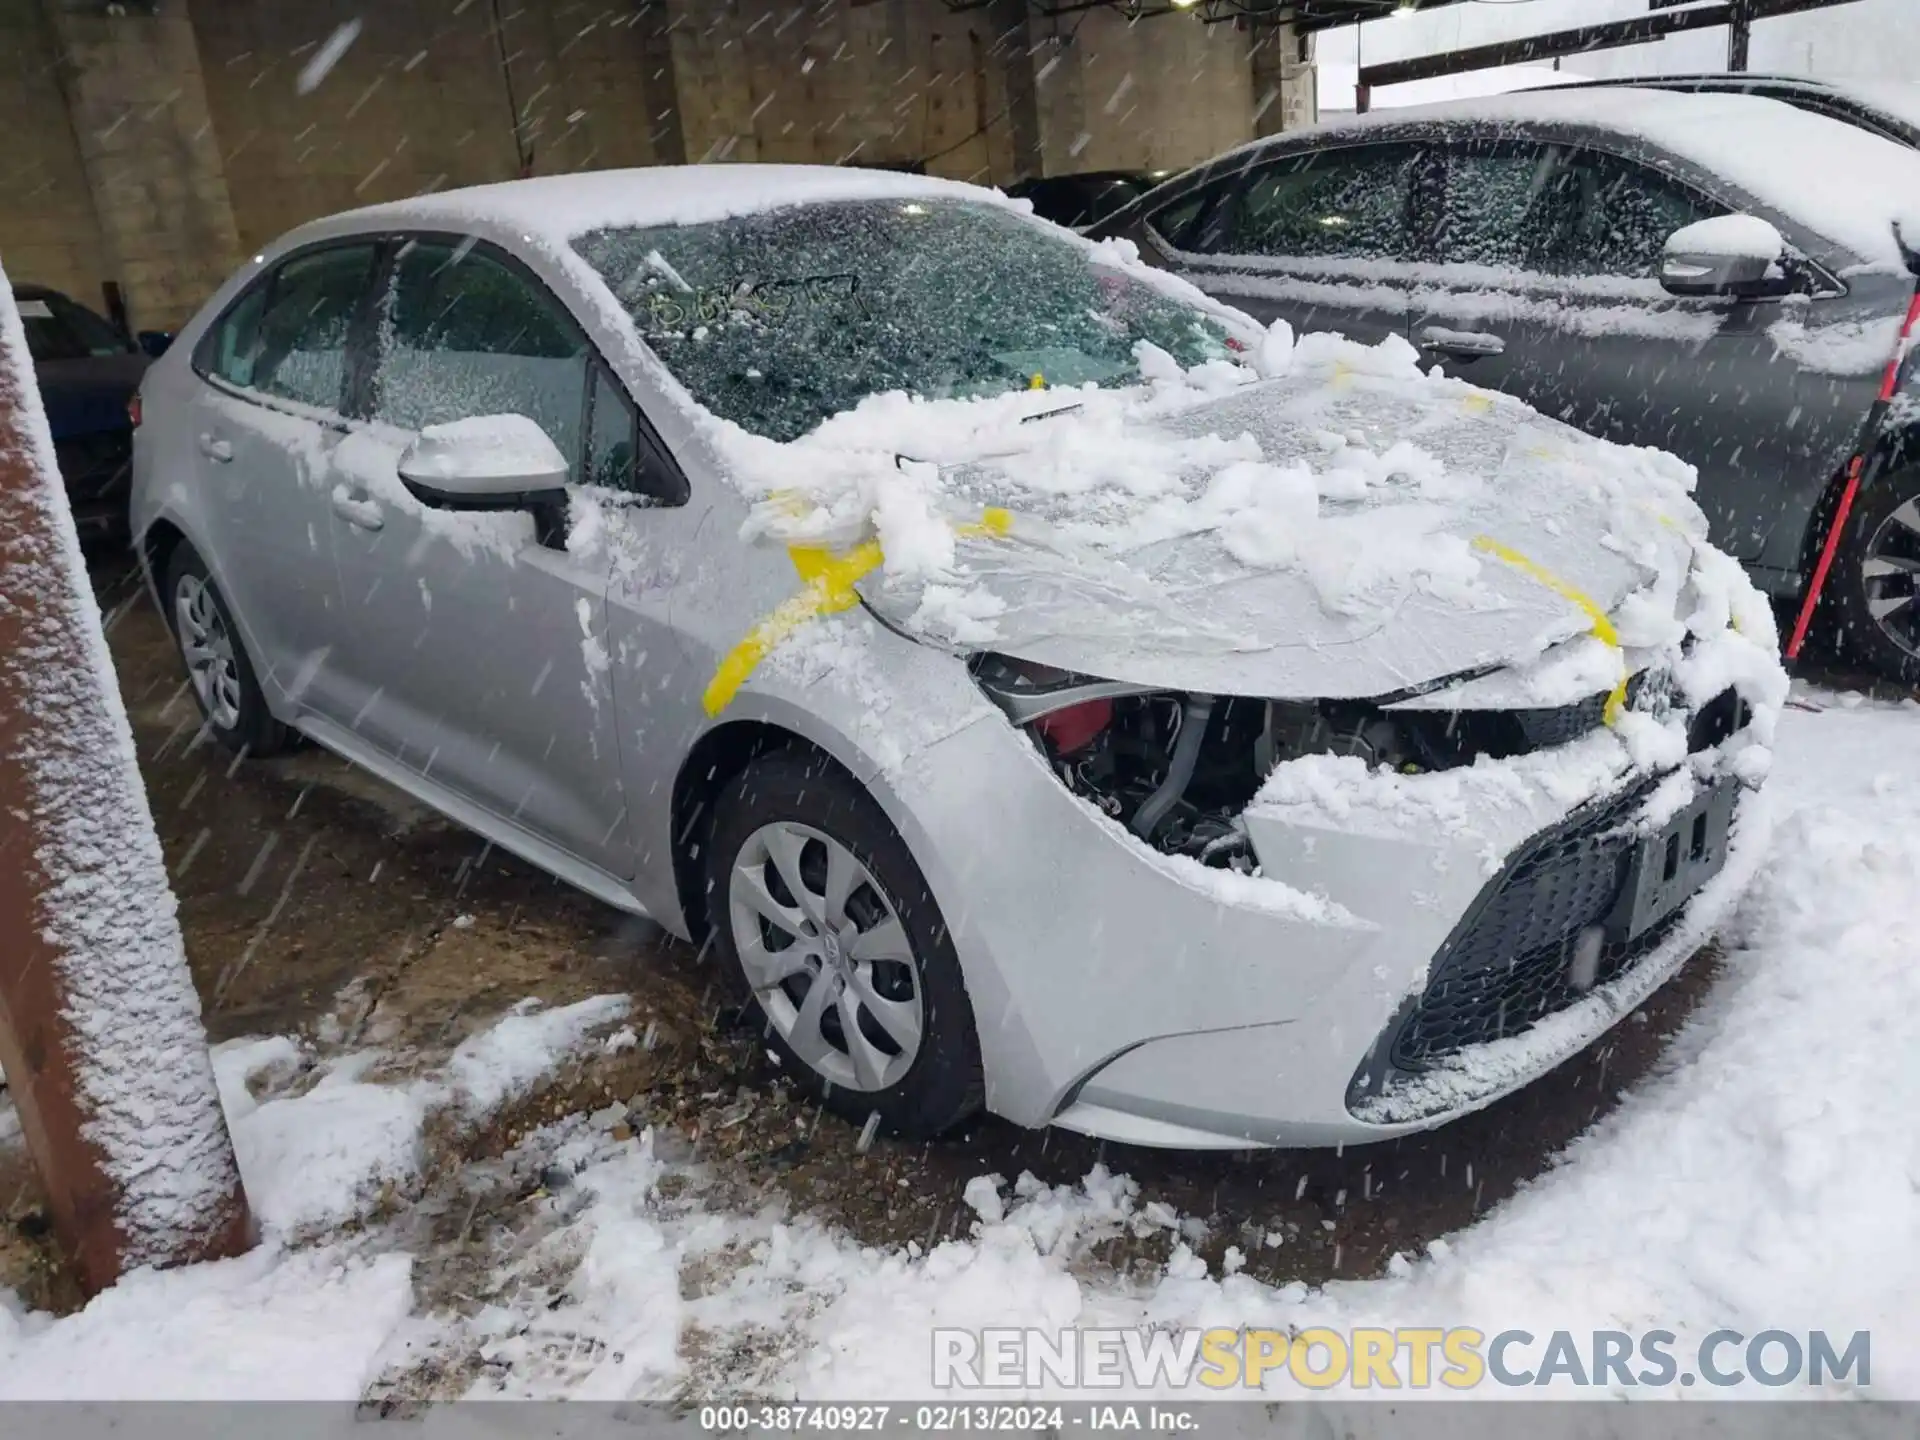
[705,750,982,1139]
[164,544,291,756]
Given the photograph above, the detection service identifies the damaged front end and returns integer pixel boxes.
[968,651,1752,869]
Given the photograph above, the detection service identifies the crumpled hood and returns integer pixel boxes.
[839,337,1706,700]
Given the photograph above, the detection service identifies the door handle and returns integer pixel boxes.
[198,433,234,463]
[1418,327,1507,360]
[330,483,385,532]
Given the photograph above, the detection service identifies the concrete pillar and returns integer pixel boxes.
[1250,19,1315,139]
[42,0,243,333]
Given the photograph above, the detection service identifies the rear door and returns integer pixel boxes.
[185,241,381,710]
[323,233,632,877]
[1412,138,1873,565]
[1134,141,1433,346]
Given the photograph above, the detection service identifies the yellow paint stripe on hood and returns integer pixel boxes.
[1471,535,1630,726]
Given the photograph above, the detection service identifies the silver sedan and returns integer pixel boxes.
[131,167,1785,1148]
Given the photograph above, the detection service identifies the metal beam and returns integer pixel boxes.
[1358,0,1862,90]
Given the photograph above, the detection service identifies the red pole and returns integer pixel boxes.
[1785,285,1920,660]
[0,273,251,1293]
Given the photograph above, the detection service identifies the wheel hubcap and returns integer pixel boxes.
[1862,497,1920,661]
[727,821,923,1093]
[174,574,242,730]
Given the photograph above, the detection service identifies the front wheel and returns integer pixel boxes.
[705,750,983,1139]
[1829,467,1920,685]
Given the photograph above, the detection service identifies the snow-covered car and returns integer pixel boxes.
[129,167,1787,1149]
[1091,87,1920,682]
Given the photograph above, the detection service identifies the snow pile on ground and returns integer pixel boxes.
[218,1042,426,1240]
[0,1245,411,1400]
[443,994,632,1120]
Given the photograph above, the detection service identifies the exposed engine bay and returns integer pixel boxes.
[969,653,1748,870]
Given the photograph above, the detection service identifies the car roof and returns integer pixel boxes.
[1198,87,1920,270]
[327,164,1014,245]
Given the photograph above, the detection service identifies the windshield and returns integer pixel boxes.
[574,199,1232,442]
[16,291,126,363]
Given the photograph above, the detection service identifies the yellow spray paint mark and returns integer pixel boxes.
[1472,535,1630,726]
[702,509,1016,717]
[1462,392,1494,415]
[1028,372,1047,390]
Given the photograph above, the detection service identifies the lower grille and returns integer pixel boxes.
[1385,780,1662,1072]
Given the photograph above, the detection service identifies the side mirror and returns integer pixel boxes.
[398,414,570,544]
[136,330,173,358]
[1660,215,1788,299]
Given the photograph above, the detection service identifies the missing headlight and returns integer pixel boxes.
[967,655,1715,867]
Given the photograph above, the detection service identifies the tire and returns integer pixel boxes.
[705,749,983,1139]
[163,544,292,757]
[1827,466,1920,686]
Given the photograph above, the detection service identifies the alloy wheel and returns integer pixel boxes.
[174,573,243,730]
[727,821,924,1093]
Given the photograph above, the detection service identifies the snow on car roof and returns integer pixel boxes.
[1265,87,1920,271]
[342,164,1014,241]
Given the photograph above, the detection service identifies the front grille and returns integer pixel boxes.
[1383,780,1665,1072]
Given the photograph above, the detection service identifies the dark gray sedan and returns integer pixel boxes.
[1092,87,1920,680]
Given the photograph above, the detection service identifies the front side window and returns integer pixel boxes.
[1208,145,1424,262]
[573,198,1232,443]
[17,292,125,362]
[240,244,379,410]
[584,362,638,493]
[370,239,591,470]
[1441,144,1726,278]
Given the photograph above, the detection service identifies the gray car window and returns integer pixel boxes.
[1208,145,1422,261]
[1442,144,1726,278]
[371,239,591,470]
[205,244,375,409]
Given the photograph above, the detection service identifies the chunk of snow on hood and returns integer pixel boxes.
[705,322,1761,704]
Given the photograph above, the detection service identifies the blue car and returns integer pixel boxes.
[14,283,158,545]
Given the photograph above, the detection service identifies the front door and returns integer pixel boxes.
[323,234,630,877]
[1412,139,1875,567]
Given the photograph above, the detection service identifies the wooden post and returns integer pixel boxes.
[0,274,250,1294]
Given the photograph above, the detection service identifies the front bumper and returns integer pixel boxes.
[891,707,1768,1149]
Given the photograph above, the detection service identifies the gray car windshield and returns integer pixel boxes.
[574,199,1232,442]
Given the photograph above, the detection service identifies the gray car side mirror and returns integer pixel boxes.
[1660,215,1788,300]
[398,414,571,547]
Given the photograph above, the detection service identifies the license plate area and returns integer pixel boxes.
[1608,779,1737,940]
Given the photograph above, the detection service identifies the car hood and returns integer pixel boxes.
[814,336,1708,701]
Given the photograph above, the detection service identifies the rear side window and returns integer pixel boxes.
[1441,143,1726,278]
[17,292,125,362]
[370,238,591,471]
[1206,145,1424,261]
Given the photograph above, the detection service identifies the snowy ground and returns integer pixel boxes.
[0,682,1913,1402]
